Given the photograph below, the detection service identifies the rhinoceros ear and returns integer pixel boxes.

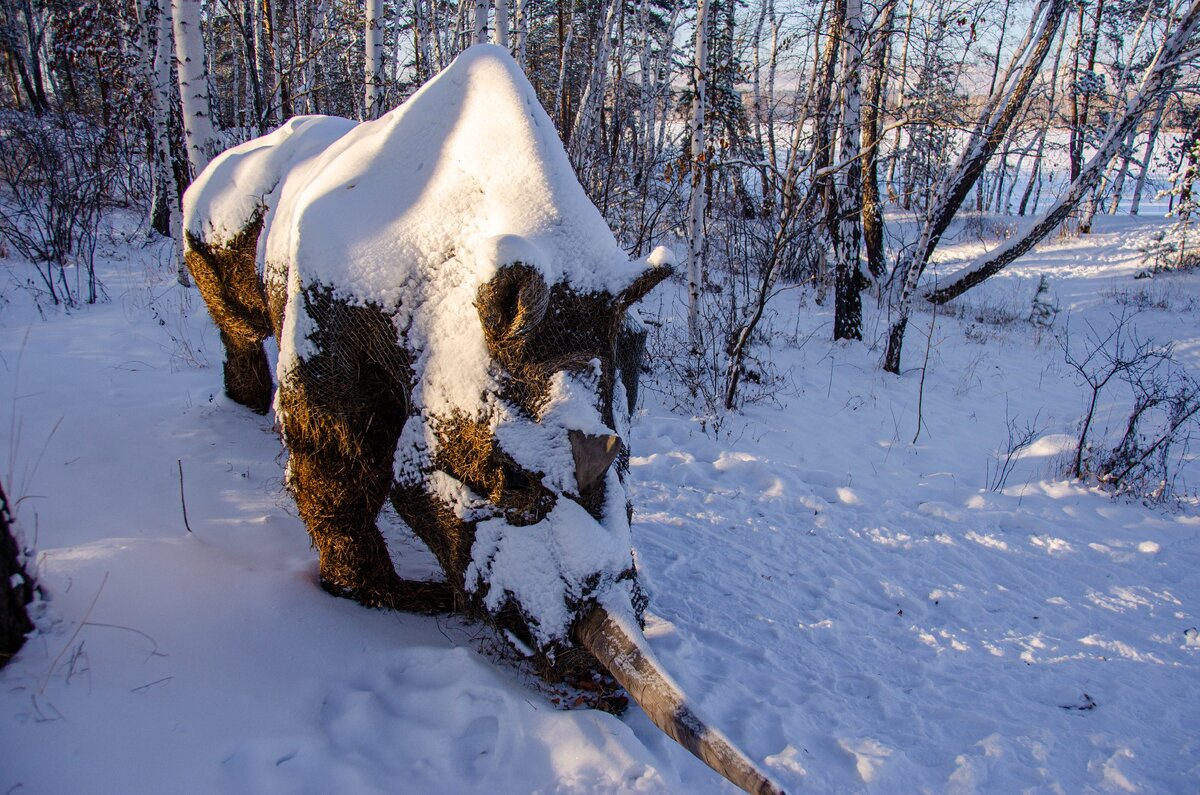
[617,246,675,309]
[476,263,550,345]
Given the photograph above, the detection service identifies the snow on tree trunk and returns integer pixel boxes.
[514,0,527,68]
[173,0,216,177]
[365,0,386,119]
[925,0,1200,305]
[686,0,710,350]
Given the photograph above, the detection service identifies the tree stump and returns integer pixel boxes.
[0,483,34,668]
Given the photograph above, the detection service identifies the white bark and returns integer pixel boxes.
[553,18,574,123]
[140,0,188,286]
[474,0,488,45]
[365,0,385,119]
[570,0,619,153]
[686,0,710,348]
[654,3,683,157]
[173,0,217,176]
[494,0,509,48]
[1131,95,1169,215]
[833,0,865,340]
[514,0,527,67]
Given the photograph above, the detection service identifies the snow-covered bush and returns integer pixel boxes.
[1028,274,1058,329]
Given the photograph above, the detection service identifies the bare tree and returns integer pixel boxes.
[926,0,1200,305]
[883,0,1071,372]
[686,0,711,349]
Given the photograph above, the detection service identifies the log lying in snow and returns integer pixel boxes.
[576,604,785,795]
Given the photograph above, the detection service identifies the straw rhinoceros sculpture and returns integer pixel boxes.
[182,45,781,795]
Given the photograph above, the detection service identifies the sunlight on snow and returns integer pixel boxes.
[965,531,1010,551]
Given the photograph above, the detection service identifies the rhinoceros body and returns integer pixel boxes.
[183,46,781,795]
[184,45,670,672]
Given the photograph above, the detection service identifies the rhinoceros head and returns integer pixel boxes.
[391,243,672,667]
[472,258,669,515]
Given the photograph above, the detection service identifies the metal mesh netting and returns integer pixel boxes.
[184,220,274,413]
[288,272,654,683]
[186,226,658,684]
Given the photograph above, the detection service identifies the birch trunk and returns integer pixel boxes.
[365,0,385,118]
[926,0,1200,304]
[141,0,189,286]
[833,0,865,341]
[494,0,509,47]
[570,0,618,158]
[882,0,1069,373]
[514,0,527,67]
[861,0,895,279]
[686,0,710,349]
[474,0,488,45]
[1131,94,1169,215]
[173,0,217,178]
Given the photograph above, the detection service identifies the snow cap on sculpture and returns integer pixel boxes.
[270,43,666,304]
[183,115,356,246]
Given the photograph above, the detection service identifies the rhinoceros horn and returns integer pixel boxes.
[574,604,785,795]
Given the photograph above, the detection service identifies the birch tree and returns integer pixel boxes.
[173,0,217,176]
[475,0,489,45]
[925,0,1200,304]
[861,0,896,279]
[831,0,866,342]
[140,0,189,285]
[366,0,386,118]
[882,0,1070,373]
[686,0,711,349]
[495,0,509,47]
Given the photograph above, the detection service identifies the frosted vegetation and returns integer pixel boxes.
[2,0,1200,792]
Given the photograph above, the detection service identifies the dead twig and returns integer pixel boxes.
[177,459,193,534]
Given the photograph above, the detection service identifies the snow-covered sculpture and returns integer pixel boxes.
[183,46,779,795]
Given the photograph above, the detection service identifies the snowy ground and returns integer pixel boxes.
[2,211,1199,793]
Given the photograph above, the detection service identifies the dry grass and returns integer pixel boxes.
[184,218,273,413]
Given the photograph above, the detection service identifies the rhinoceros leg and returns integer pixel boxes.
[184,224,274,414]
[219,331,273,414]
[280,290,453,614]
